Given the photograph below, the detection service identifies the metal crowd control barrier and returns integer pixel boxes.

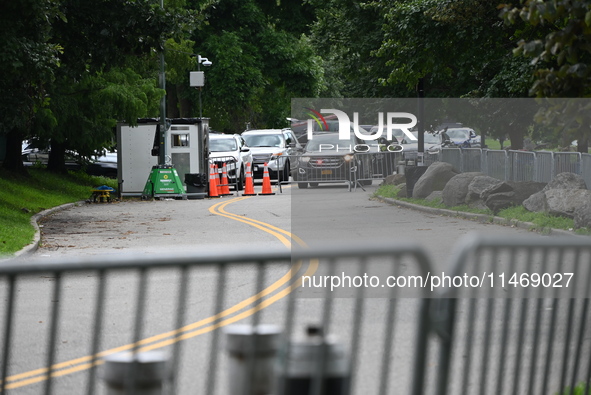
[208,156,240,193]
[435,148,590,189]
[0,242,433,395]
[432,234,591,395]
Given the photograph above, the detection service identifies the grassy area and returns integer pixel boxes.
[484,138,508,150]
[0,168,117,256]
[374,184,590,235]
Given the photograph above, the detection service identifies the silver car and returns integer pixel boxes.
[241,129,302,180]
[209,133,252,190]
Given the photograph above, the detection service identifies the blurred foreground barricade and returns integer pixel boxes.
[1,235,591,394]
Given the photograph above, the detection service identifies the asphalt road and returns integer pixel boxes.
[2,183,560,394]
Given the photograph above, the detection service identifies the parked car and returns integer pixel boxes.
[209,133,252,190]
[295,132,373,188]
[241,129,302,180]
[443,127,480,148]
[86,151,118,178]
[399,132,445,161]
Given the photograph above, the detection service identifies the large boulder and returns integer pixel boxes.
[480,181,546,214]
[507,181,546,205]
[485,191,517,214]
[574,200,591,229]
[465,176,504,209]
[480,181,514,201]
[545,189,591,218]
[425,191,443,204]
[442,172,484,207]
[412,162,459,199]
[523,191,547,213]
[545,172,587,190]
[382,173,406,186]
[523,172,588,215]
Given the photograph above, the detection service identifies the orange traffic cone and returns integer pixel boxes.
[242,162,257,196]
[259,162,275,196]
[219,163,232,196]
[208,163,220,198]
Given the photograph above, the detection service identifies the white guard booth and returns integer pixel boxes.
[117,118,209,198]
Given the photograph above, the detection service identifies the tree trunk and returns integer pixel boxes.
[47,140,68,174]
[2,130,27,174]
[508,129,523,150]
[577,135,589,154]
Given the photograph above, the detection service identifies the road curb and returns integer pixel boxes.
[375,196,579,237]
[13,201,85,258]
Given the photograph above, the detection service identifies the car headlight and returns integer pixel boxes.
[271,152,283,160]
[344,154,354,162]
[300,156,310,163]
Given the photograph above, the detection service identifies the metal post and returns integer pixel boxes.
[103,351,169,395]
[225,324,282,395]
[158,0,166,166]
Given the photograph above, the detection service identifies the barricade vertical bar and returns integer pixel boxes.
[410,296,431,395]
[347,257,367,393]
[460,298,477,395]
[205,263,226,395]
[276,261,301,395]
[44,272,62,395]
[128,268,149,394]
[377,261,399,395]
[574,250,591,394]
[433,298,457,395]
[541,248,565,395]
[526,250,550,395]
[244,261,266,395]
[86,270,107,395]
[570,299,589,394]
[311,258,337,395]
[478,248,497,395]
[1,275,16,394]
[169,265,189,395]
[510,248,534,395]
[559,249,582,394]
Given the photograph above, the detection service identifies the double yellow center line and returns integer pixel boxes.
[3,195,317,390]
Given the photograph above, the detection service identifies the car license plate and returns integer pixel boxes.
[321,170,332,175]
[254,165,259,171]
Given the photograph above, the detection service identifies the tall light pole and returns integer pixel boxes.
[195,55,212,119]
[189,55,212,185]
[158,0,167,166]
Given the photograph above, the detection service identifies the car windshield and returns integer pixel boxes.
[305,134,357,152]
[210,138,237,152]
[424,133,440,144]
[446,129,470,139]
[243,134,282,147]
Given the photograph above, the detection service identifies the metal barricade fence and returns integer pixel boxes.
[583,153,591,189]
[208,156,240,192]
[0,243,433,395]
[461,149,482,173]
[508,150,535,182]
[3,236,591,394]
[433,234,591,395]
[554,152,582,177]
[440,149,462,172]
[534,151,554,182]
[483,150,508,181]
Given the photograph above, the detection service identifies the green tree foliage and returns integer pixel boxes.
[184,0,324,132]
[0,0,61,173]
[309,0,408,97]
[501,0,591,152]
